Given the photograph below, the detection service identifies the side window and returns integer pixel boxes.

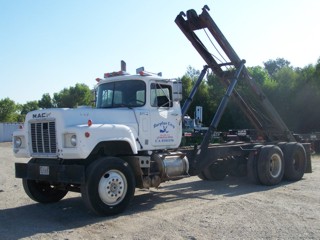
[97,84,114,108]
[150,83,173,107]
[136,90,145,104]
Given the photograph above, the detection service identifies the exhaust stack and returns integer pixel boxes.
[121,60,126,72]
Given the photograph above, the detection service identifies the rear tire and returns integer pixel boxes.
[81,157,135,216]
[247,145,263,184]
[257,145,284,186]
[200,161,228,181]
[197,171,208,180]
[283,143,306,181]
[229,156,247,177]
[313,140,320,154]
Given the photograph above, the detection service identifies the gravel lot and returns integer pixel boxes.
[1,142,320,240]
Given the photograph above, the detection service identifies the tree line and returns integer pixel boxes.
[181,57,320,133]
[0,83,93,122]
[1,58,320,133]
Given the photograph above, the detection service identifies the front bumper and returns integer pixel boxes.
[15,162,85,184]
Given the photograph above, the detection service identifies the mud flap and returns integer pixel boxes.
[302,143,312,173]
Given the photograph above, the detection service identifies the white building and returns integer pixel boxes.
[0,123,21,142]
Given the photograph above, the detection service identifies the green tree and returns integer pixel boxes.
[224,66,274,130]
[0,98,18,122]
[53,83,93,108]
[206,72,230,129]
[21,101,39,115]
[180,75,193,104]
[180,67,212,126]
[259,58,320,133]
[315,57,320,83]
[289,63,320,132]
[263,58,291,77]
[248,66,274,86]
[38,93,54,109]
[185,65,201,79]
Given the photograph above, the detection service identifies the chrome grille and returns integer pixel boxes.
[30,121,57,154]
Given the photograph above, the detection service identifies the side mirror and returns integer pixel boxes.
[172,80,182,101]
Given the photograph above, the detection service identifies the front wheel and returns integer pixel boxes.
[81,157,135,216]
[22,179,68,203]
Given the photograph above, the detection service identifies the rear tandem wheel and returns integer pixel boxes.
[257,145,284,186]
[282,143,307,181]
[198,161,228,181]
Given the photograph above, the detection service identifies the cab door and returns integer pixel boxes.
[149,82,182,148]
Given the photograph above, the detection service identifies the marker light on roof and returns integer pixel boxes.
[96,78,102,82]
[104,71,128,78]
[139,71,152,76]
[136,67,144,74]
[136,67,162,76]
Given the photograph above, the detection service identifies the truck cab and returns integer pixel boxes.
[95,70,183,151]
[13,67,183,160]
[13,65,187,216]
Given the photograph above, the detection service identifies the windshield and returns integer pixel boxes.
[96,80,146,108]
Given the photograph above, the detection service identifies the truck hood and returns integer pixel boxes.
[25,107,138,127]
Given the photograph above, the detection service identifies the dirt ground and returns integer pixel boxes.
[1,142,320,240]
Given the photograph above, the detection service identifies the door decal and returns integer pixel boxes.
[153,121,176,143]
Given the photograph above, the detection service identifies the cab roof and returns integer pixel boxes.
[95,72,173,86]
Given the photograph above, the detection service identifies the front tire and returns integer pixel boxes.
[22,179,68,203]
[81,157,135,216]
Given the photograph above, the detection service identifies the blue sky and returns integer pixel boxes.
[1,0,320,104]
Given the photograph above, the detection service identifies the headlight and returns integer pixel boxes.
[64,133,77,148]
[70,135,77,147]
[14,136,22,148]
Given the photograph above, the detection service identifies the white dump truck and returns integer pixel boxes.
[13,5,311,216]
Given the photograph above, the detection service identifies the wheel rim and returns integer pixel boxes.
[98,169,127,206]
[269,153,282,178]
